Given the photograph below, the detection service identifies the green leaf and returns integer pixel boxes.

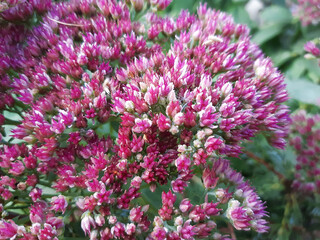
[140,183,167,214]
[96,122,111,138]
[78,139,88,146]
[302,24,320,40]
[285,58,307,79]
[269,0,287,6]
[3,110,22,122]
[285,78,320,105]
[186,176,206,204]
[292,39,308,55]
[63,238,87,240]
[269,51,293,67]
[169,0,194,15]
[290,195,303,226]
[259,5,292,27]
[305,59,320,84]
[252,25,283,45]
[16,215,30,225]
[229,5,255,28]
[252,5,293,45]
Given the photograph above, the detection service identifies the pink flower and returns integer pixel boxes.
[157,113,171,132]
[9,160,25,176]
[151,0,172,11]
[0,0,291,237]
[179,220,195,239]
[171,179,187,193]
[130,134,144,153]
[50,195,68,213]
[179,198,192,213]
[305,41,320,57]
[150,226,167,240]
[132,118,152,133]
[29,187,42,202]
[205,137,224,154]
[144,85,159,105]
[24,155,37,169]
[189,206,205,222]
[175,154,191,171]
[159,190,176,220]
[226,202,251,231]
[166,101,181,118]
[0,220,18,239]
[202,168,219,189]
[126,223,136,235]
[29,201,47,224]
[39,223,57,240]
[203,202,220,216]
[81,212,96,236]
[292,0,320,26]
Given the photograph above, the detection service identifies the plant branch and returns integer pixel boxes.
[243,150,285,181]
[47,16,86,27]
[228,223,237,240]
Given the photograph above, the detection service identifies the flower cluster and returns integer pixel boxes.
[289,110,320,195]
[0,0,24,13]
[0,0,51,21]
[0,0,290,239]
[304,39,320,66]
[291,0,320,26]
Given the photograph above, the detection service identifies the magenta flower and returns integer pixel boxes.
[0,220,18,239]
[81,212,96,236]
[29,187,42,202]
[226,200,251,231]
[305,41,320,57]
[50,195,68,213]
[291,0,320,26]
[202,168,219,189]
[289,110,320,195]
[0,0,290,238]
[304,40,320,66]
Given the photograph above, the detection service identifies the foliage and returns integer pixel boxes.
[0,0,319,240]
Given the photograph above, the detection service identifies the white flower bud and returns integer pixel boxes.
[193,139,202,148]
[177,144,187,153]
[169,125,179,135]
[235,189,243,198]
[221,82,233,96]
[174,216,183,226]
[125,101,135,112]
[196,130,206,140]
[203,35,223,45]
[136,154,143,161]
[204,128,213,136]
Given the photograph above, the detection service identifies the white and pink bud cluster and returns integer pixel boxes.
[291,0,320,26]
[289,110,320,195]
[304,39,320,66]
[0,0,290,239]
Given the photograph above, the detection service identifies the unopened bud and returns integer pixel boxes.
[131,0,143,12]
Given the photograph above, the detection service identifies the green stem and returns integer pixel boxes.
[277,194,292,238]
[5,118,21,125]
[244,150,285,181]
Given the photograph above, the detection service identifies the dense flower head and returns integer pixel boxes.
[0,0,290,239]
[291,0,320,26]
[289,110,320,195]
